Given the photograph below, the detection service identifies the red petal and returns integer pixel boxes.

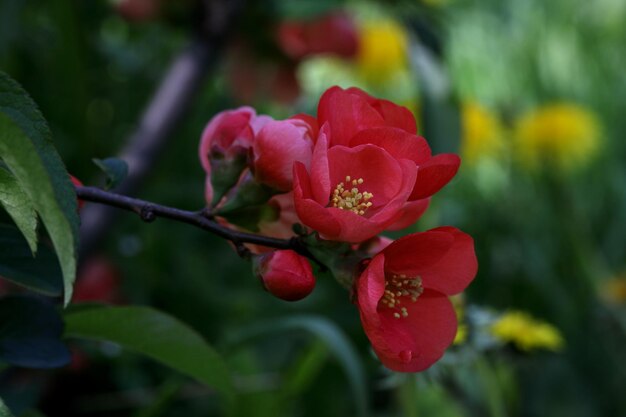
[386,199,431,231]
[383,230,454,275]
[410,154,460,200]
[383,227,477,295]
[371,290,457,372]
[317,87,385,147]
[310,125,331,204]
[356,253,386,327]
[344,88,418,134]
[349,128,431,164]
[290,113,319,140]
[327,144,405,205]
[253,119,313,191]
[293,162,341,238]
[416,227,477,295]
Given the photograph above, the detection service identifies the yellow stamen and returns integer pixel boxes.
[330,176,374,215]
[380,274,424,319]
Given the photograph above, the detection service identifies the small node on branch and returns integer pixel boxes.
[234,241,251,259]
[140,205,157,223]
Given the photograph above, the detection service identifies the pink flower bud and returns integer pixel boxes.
[255,250,315,301]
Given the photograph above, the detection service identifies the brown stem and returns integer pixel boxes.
[75,185,324,268]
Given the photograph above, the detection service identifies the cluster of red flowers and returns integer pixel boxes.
[199,86,477,372]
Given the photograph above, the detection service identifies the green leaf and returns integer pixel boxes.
[0,295,70,369]
[0,224,63,296]
[0,166,37,254]
[225,315,369,417]
[92,157,128,190]
[0,397,14,417]
[63,305,236,411]
[0,71,79,305]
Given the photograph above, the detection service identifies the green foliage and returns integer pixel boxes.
[63,305,236,412]
[0,296,70,369]
[0,71,79,305]
[92,157,129,190]
[226,315,369,417]
[0,225,63,296]
[0,166,37,254]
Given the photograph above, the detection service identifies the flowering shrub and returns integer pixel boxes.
[199,86,476,372]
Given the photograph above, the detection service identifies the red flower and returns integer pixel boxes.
[255,250,316,301]
[355,227,477,372]
[252,118,315,191]
[294,87,460,236]
[199,107,271,203]
[277,13,358,60]
[293,125,417,242]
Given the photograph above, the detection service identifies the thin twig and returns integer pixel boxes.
[75,185,324,268]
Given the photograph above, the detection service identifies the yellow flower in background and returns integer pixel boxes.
[451,294,467,345]
[490,311,564,352]
[356,20,409,85]
[600,275,626,305]
[514,103,601,172]
[461,103,505,165]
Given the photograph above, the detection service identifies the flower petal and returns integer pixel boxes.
[348,127,431,164]
[345,87,418,134]
[317,86,385,146]
[383,230,454,275]
[253,119,313,190]
[293,162,341,237]
[383,227,477,295]
[416,226,477,295]
[410,154,460,200]
[371,290,457,372]
[386,198,431,231]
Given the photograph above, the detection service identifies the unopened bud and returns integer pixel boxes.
[254,250,315,301]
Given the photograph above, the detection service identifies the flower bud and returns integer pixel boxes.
[254,250,315,301]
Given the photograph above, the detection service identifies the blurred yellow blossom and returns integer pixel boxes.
[461,102,505,165]
[514,103,601,172]
[490,311,564,352]
[600,275,626,305]
[356,19,409,84]
[451,295,467,345]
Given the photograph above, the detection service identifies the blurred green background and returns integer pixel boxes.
[1,0,626,416]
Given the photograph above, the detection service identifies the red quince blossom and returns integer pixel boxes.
[277,13,358,60]
[252,118,315,191]
[355,227,477,372]
[255,250,316,301]
[319,87,460,202]
[292,86,458,242]
[199,107,271,204]
[293,125,418,242]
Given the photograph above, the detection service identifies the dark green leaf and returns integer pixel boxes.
[0,224,63,296]
[92,157,128,190]
[63,305,235,411]
[0,166,37,254]
[0,296,70,369]
[0,71,79,305]
[209,153,248,207]
[225,315,369,417]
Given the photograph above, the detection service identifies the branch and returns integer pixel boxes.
[75,186,322,266]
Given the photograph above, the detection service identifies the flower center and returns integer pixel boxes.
[380,274,424,319]
[330,176,374,215]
